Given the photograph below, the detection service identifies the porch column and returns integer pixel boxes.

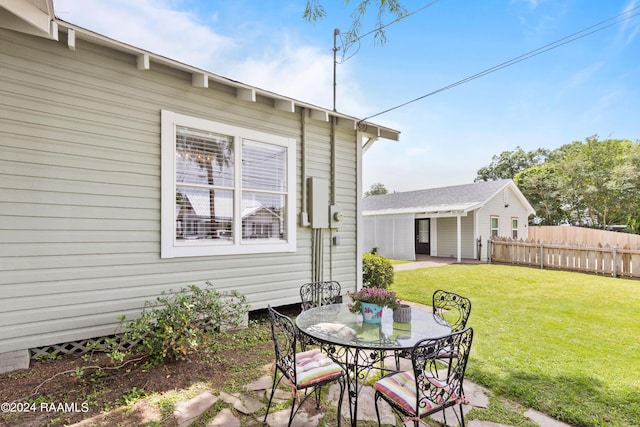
[456,215,462,262]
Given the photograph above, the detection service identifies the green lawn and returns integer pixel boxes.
[391,264,640,427]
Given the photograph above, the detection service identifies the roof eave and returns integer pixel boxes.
[0,0,57,39]
[51,19,400,142]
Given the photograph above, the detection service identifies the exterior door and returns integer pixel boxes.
[415,218,430,255]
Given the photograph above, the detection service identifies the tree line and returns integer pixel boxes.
[475,136,640,233]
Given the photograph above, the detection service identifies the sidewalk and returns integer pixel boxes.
[393,255,483,272]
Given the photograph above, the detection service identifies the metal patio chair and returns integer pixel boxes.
[300,280,342,311]
[432,289,472,332]
[375,328,474,427]
[263,305,345,427]
[395,289,471,370]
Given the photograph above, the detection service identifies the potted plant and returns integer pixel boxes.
[347,287,399,323]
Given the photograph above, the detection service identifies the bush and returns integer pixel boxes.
[120,282,249,362]
[362,252,394,289]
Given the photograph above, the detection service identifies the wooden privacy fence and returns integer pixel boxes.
[528,226,640,248]
[489,237,640,279]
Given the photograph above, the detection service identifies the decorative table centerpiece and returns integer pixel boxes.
[392,303,412,323]
[347,287,399,324]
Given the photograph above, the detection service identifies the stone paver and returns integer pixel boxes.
[219,391,264,414]
[263,406,324,427]
[207,408,240,427]
[173,391,218,427]
[524,409,570,427]
[164,375,574,427]
[468,421,514,427]
[245,374,272,392]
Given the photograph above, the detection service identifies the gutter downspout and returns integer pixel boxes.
[329,116,337,280]
[300,108,310,227]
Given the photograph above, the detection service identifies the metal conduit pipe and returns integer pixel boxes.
[300,108,309,226]
[329,116,337,281]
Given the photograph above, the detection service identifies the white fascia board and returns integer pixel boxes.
[510,181,536,215]
[364,209,472,218]
[53,20,401,141]
[0,0,54,38]
[363,203,480,217]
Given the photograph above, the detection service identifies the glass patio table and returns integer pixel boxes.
[295,302,451,426]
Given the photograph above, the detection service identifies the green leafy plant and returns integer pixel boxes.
[362,251,394,288]
[116,387,147,406]
[347,286,398,313]
[121,282,249,362]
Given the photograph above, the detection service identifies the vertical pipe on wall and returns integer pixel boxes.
[300,108,308,226]
[329,117,337,280]
[355,128,364,289]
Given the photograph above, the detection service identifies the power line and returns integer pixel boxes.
[334,1,443,110]
[359,5,640,123]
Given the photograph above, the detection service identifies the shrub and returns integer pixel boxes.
[362,252,394,289]
[120,282,249,362]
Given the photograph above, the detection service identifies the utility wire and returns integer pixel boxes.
[360,5,640,123]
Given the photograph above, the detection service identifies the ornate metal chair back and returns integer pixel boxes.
[300,281,341,310]
[432,289,472,332]
[267,305,297,383]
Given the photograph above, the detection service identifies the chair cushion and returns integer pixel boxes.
[294,349,343,387]
[375,371,458,416]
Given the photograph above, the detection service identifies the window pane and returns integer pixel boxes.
[176,187,233,241]
[491,217,498,228]
[241,192,285,241]
[176,126,234,187]
[418,220,429,243]
[242,140,287,192]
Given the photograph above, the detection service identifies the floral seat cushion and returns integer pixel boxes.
[294,349,343,388]
[374,371,460,416]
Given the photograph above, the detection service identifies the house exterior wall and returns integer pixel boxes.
[362,214,415,260]
[0,27,360,353]
[434,216,475,259]
[477,186,531,259]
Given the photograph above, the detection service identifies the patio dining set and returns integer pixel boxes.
[263,281,474,427]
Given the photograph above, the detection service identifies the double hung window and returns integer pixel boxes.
[161,110,296,258]
[490,216,499,238]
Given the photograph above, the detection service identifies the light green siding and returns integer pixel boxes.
[435,216,475,259]
[0,27,360,352]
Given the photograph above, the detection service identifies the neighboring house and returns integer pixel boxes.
[0,0,400,372]
[363,180,535,262]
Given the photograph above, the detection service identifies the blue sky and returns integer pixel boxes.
[53,0,640,192]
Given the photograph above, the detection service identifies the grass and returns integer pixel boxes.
[391,263,640,427]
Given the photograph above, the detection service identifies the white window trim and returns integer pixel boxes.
[490,215,499,238]
[512,217,519,239]
[161,110,296,258]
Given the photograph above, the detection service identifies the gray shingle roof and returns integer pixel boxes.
[363,180,513,213]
